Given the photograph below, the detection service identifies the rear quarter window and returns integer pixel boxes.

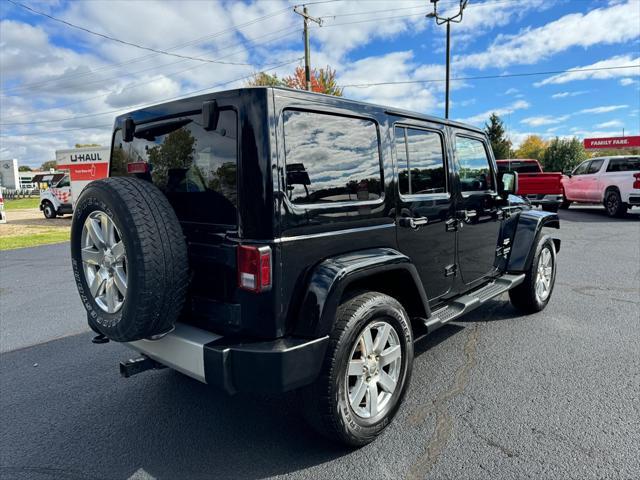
[606,158,640,172]
[282,110,382,205]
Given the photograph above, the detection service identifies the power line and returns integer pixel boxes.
[6,0,256,66]
[340,64,640,88]
[0,57,303,133]
[0,124,114,137]
[1,28,301,121]
[1,6,293,94]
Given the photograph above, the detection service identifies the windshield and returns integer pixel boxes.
[111,109,238,227]
[497,161,540,173]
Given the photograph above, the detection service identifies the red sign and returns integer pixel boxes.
[58,162,109,181]
[583,136,640,149]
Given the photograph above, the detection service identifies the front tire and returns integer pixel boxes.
[42,201,56,219]
[509,236,557,313]
[302,292,413,446]
[604,189,627,217]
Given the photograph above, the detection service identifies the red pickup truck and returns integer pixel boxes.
[496,159,563,212]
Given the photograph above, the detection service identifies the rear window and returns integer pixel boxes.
[497,162,540,173]
[111,109,238,226]
[606,157,640,172]
[282,110,382,205]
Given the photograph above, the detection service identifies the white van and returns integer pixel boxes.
[40,174,72,219]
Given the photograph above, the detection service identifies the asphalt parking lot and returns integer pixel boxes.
[1,206,638,480]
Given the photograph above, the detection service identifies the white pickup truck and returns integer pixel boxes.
[561,156,640,217]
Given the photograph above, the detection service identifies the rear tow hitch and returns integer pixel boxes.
[119,356,166,378]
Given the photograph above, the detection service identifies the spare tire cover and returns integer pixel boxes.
[71,177,189,342]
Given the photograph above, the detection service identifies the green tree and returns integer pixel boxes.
[245,72,284,87]
[515,135,547,162]
[18,165,32,172]
[542,137,588,172]
[75,143,101,148]
[484,113,512,159]
[147,127,196,188]
[40,160,57,171]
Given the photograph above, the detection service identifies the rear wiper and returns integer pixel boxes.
[134,118,192,141]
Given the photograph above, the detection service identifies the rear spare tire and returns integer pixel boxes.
[71,177,188,342]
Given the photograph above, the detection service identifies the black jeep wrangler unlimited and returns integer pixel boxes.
[71,87,560,446]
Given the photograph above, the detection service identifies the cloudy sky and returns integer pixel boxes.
[1,0,639,168]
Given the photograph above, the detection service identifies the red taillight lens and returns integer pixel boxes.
[237,245,272,292]
[127,162,149,174]
[633,173,640,189]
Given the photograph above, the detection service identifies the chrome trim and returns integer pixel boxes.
[274,223,395,243]
[127,323,222,383]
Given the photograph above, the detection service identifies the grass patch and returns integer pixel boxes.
[0,229,69,250]
[3,197,41,210]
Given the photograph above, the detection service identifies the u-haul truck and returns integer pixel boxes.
[40,146,110,219]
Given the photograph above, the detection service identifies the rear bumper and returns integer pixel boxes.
[127,323,329,394]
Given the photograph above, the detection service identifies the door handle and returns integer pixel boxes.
[445,218,458,232]
[398,216,428,229]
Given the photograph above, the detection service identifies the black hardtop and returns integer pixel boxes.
[113,86,484,134]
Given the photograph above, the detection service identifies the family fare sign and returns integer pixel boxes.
[583,136,640,150]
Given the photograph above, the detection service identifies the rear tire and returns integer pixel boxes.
[302,292,413,447]
[71,177,189,342]
[509,236,557,314]
[42,201,56,219]
[604,189,627,217]
[541,203,559,213]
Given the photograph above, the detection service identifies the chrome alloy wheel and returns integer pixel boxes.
[81,211,127,313]
[535,247,553,302]
[345,321,402,419]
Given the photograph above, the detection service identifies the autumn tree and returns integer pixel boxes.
[18,165,32,172]
[484,113,512,159]
[542,137,587,172]
[515,135,547,162]
[283,66,343,96]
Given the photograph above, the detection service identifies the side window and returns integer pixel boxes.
[572,161,590,175]
[587,159,603,174]
[395,127,446,195]
[455,136,494,192]
[283,110,382,205]
[607,158,640,172]
[57,176,70,188]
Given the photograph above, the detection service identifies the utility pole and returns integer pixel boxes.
[294,5,322,91]
[426,0,469,119]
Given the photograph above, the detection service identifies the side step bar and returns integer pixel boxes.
[424,273,525,332]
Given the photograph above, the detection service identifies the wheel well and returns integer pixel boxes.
[341,269,428,323]
[604,185,620,194]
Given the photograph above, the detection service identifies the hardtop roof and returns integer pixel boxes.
[114,86,484,134]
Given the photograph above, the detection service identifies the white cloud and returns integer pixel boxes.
[457,100,530,125]
[595,120,624,129]
[521,115,570,127]
[551,90,588,99]
[620,77,639,86]
[579,105,629,114]
[536,55,640,86]
[456,2,640,70]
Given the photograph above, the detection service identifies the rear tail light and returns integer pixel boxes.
[633,173,640,189]
[237,245,272,292]
[127,162,149,174]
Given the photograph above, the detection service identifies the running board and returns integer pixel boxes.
[424,274,525,332]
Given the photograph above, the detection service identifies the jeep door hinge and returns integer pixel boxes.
[444,264,457,277]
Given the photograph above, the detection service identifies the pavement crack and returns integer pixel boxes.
[406,323,480,480]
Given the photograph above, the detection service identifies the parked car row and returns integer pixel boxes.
[498,156,639,217]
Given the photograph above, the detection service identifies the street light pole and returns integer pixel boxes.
[426,0,468,119]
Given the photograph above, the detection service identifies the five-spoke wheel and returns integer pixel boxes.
[81,210,127,313]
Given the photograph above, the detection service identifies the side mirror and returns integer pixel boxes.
[202,100,219,131]
[123,117,135,142]
[499,171,518,196]
[563,170,572,177]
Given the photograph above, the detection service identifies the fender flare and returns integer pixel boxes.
[507,209,560,272]
[293,248,430,338]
